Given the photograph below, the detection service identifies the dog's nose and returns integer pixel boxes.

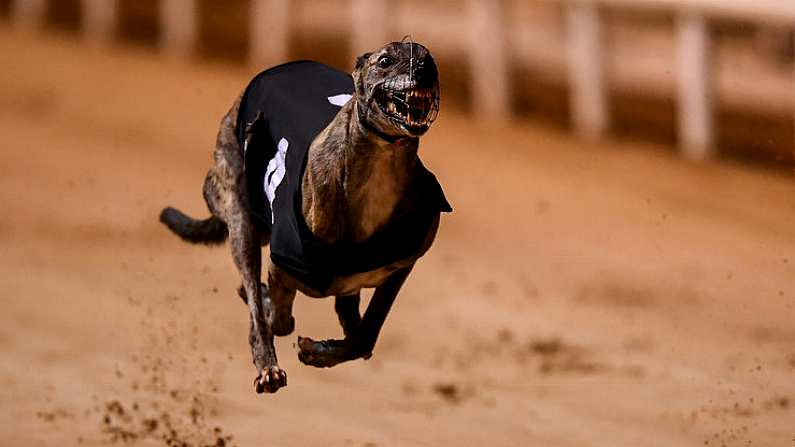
[413,56,438,87]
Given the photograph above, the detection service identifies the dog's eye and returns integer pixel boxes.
[377,56,394,68]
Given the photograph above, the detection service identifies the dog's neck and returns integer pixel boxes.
[302,99,418,244]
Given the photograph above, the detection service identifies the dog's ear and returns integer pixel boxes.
[355,52,372,71]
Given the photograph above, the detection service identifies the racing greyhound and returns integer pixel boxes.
[160,41,450,394]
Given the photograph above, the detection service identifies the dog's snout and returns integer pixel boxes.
[413,56,438,87]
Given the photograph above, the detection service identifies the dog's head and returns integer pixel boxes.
[353,41,440,139]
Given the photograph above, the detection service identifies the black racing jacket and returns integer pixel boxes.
[236,61,451,294]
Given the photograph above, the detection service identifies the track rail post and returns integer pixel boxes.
[566,1,608,140]
[160,0,197,59]
[82,0,117,45]
[350,0,389,57]
[250,0,290,68]
[468,0,510,121]
[676,10,714,160]
[11,0,46,29]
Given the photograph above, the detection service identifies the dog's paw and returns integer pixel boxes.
[297,337,341,368]
[254,366,287,394]
[297,336,369,368]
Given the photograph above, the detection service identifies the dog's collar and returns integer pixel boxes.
[356,101,411,145]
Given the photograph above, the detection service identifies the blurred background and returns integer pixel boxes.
[1,1,794,446]
[3,0,793,164]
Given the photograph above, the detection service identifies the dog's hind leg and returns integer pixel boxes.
[236,272,295,337]
[206,167,286,393]
[298,266,413,368]
[265,271,296,337]
[234,221,286,394]
[204,99,286,394]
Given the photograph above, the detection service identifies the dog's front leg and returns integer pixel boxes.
[229,216,286,393]
[298,266,413,368]
[334,293,361,338]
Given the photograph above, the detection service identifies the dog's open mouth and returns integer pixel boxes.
[374,83,440,135]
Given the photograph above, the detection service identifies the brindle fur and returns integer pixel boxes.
[160,42,441,394]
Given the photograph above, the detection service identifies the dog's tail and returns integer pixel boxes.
[159,206,228,245]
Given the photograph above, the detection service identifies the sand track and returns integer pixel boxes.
[1,29,794,446]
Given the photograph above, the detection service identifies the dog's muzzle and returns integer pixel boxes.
[374,76,440,134]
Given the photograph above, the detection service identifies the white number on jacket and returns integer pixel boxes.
[264,137,289,224]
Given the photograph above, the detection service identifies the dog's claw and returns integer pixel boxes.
[254,366,287,394]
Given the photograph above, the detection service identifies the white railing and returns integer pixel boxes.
[10,0,795,161]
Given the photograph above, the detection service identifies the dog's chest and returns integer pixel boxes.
[272,212,439,298]
[348,157,408,243]
[309,258,413,297]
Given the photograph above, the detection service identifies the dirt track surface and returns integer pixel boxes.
[1,29,795,446]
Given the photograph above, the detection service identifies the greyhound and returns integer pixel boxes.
[160,41,450,394]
